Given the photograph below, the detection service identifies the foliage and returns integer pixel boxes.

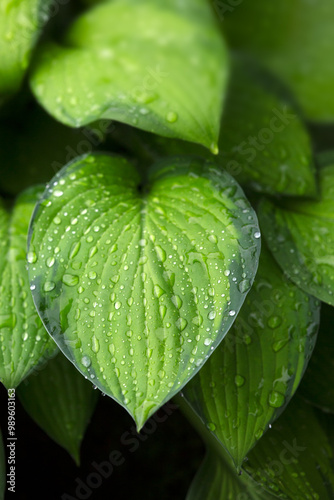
[0,0,333,498]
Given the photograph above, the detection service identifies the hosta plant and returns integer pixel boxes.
[0,0,334,499]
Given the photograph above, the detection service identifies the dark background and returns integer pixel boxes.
[0,385,204,500]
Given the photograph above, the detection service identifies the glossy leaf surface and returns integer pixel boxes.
[18,351,99,464]
[30,0,228,150]
[244,397,334,499]
[0,188,57,389]
[259,162,334,305]
[127,57,316,197]
[182,243,319,467]
[27,154,260,429]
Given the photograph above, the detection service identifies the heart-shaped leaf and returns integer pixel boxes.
[181,242,320,467]
[0,0,53,104]
[0,188,57,389]
[122,56,316,197]
[0,428,4,500]
[29,0,228,151]
[259,160,334,305]
[27,153,260,429]
[18,351,99,465]
[223,0,334,122]
[244,396,334,499]
[300,303,334,413]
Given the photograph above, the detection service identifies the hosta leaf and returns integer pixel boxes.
[27,153,260,429]
[0,0,53,104]
[17,351,99,464]
[0,428,4,500]
[223,0,334,122]
[29,0,228,151]
[181,242,319,467]
[244,396,334,499]
[124,56,316,197]
[186,451,277,500]
[0,188,57,389]
[259,161,334,305]
[178,393,277,500]
[300,303,334,413]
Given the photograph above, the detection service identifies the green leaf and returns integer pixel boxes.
[0,188,57,389]
[0,0,53,104]
[29,0,228,151]
[259,161,334,305]
[223,0,334,122]
[244,396,334,499]
[178,392,277,500]
[300,303,334,413]
[181,242,320,467]
[0,428,4,500]
[123,56,316,197]
[27,153,260,429]
[186,450,277,500]
[17,351,99,464]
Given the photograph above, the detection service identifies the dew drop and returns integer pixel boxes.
[171,295,182,309]
[159,305,166,319]
[268,316,282,329]
[166,111,178,123]
[154,284,165,298]
[207,422,216,431]
[81,355,91,368]
[62,274,79,287]
[238,279,251,293]
[46,257,55,268]
[208,310,216,320]
[91,335,100,353]
[115,301,121,310]
[234,375,245,387]
[268,391,285,408]
[176,318,187,331]
[44,281,55,292]
[27,251,37,264]
[155,245,166,262]
[254,231,261,239]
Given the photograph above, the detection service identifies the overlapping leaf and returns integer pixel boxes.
[18,351,99,464]
[30,0,228,151]
[0,0,53,104]
[223,0,334,122]
[124,56,316,197]
[186,451,277,500]
[27,153,260,429]
[259,161,334,305]
[181,243,319,467]
[300,304,334,413]
[0,188,57,389]
[244,397,334,499]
